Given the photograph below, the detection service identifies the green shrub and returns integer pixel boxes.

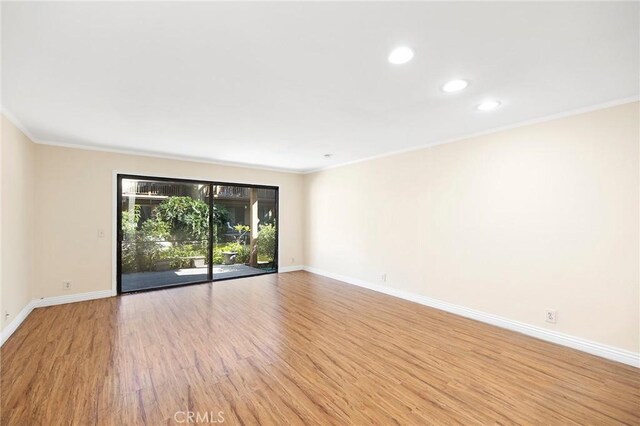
[212,242,250,264]
[224,242,250,264]
[212,246,224,265]
[121,241,164,273]
[213,204,231,242]
[121,195,282,272]
[154,197,209,241]
[121,196,233,273]
[152,196,231,243]
[157,243,208,269]
[121,243,138,273]
[121,206,141,240]
[237,243,251,264]
[257,223,276,262]
[121,206,169,273]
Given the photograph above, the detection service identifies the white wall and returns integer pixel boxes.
[32,145,305,299]
[304,102,640,353]
[2,101,638,360]
[1,115,36,331]
[0,116,305,334]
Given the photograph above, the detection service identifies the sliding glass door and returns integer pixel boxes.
[117,175,278,293]
[212,185,278,280]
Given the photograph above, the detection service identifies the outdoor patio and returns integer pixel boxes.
[121,264,270,292]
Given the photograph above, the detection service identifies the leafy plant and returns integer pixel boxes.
[154,197,209,241]
[232,225,250,243]
[213,205,231,242]
[151,196,231,242]
[121,205,168,273]
[212,246,224,265]
[139,217,171,241]
[121,206,141,241]
[212,242,250,264]
[228,242,251,264]
[256,223,276,262]
[121,241,164,273]
[121,242,139,273]
[120,196,238,272]
[157,243,208,269]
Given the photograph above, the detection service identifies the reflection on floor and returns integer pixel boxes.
[121,264,270,292]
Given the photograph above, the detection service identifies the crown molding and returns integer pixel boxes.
[303,96,640,174]
[0,107,304,175]
[33,138,305,174]
[1,106,40,143]
[4,96,638,175]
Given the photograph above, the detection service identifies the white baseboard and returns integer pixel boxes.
[0,300,37,346]
[0,289,115,346]
[302,266,640,368]
[4,272,638,368]
[279,265,304,273]
[32,289,115,308]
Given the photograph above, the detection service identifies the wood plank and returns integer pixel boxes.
[1,271,638,425]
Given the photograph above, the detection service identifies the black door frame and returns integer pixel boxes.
[117,173,279,294]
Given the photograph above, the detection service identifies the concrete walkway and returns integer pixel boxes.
[122,264,270,292]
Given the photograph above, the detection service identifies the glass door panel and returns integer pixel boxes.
[119,178,211,292]
[212,185,278,280]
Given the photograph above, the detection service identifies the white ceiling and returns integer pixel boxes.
[2,2,638,173]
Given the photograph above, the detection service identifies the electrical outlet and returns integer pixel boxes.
[381,273,387,282]
[291,257,295,264]
[63,281,72,291]
[545,309,557,324]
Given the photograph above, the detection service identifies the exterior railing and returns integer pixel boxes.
[214,187,275,199]
[122,181,185,197]
[122,180,274,199]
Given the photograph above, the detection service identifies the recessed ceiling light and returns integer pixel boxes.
[388,46,414,65]
[442,79,469,93]
[476,100,502,111]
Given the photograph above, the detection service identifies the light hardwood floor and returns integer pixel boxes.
[1,271,639,425]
